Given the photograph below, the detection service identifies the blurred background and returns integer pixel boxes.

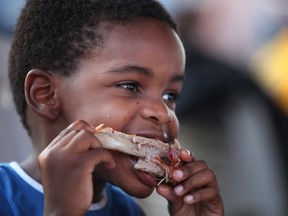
[1,0,288,215]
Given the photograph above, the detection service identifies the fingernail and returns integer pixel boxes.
[60,124,72,135]
[174,170,184,179]
[184,195,194,204]
[174,185,183,195]
[185,149,194,158]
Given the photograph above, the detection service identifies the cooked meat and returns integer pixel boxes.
[94,125,182,184]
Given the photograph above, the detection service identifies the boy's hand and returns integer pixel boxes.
[156,147,224,216]
[38,120,116,216]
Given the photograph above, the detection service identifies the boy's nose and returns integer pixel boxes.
[140,99,172,125]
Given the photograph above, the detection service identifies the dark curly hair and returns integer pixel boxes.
[8,0,177,132]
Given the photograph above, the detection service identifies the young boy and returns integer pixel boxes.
[1,0,224,215]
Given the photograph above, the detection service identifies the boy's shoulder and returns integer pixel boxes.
[0,163,14,215]
[0,162,43,194]
[0,162,44,216]
[0,163,144,216]
[0,162,18,187]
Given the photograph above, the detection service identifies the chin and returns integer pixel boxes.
[125,185,155,199]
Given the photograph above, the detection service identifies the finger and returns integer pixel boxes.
[156,184,178,203]
[84,148,116,170]
[40,141,116,173]
[172,160,208,182]
[174,169,218,197]
[63,129,103,153]
[45,129,78,150]
[179,148,195,163]
[183,187,220,205]
[60,120,94,137]
[49,120,94,147]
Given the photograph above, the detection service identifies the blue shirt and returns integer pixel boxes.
[0,162,142,216]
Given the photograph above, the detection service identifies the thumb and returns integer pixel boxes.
[156,184,177,203]
[156,184,184,215]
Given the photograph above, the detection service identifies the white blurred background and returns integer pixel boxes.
[1,1,288,215]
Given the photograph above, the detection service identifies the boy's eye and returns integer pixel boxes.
[163,92,178,103]
[117,82,139,92]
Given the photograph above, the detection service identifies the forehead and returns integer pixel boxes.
[96,19,186,72]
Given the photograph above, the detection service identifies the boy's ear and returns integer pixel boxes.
[25,69,60,120]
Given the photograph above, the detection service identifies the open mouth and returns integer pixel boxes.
[130,155,158,187]
[134,169,159,187]
[130,155,138,166]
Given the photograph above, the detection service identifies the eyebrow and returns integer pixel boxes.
[107,65,152,77]
[107,64,185,83]
[171,73,185,82]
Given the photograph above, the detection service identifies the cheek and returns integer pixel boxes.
[169,113,180,138]
[90,103,139,129]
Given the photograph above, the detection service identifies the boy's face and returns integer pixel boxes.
[57,19,185,197]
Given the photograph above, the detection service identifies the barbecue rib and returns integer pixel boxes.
[94,125,182,185]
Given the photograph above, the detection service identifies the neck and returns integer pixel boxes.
[20,151,42,183]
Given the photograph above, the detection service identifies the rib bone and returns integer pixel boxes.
[94,125,181,184]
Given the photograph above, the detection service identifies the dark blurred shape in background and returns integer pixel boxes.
[176,34,288,216]
[162,1,288,215]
